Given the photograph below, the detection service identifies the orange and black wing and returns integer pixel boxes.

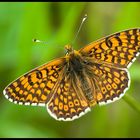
[89,63,130,105]
[79,28,140,68]
[3,58,66,107]
[47,74,90,121]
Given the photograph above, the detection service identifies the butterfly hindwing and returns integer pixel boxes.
[47,74,91,121]
[89,63,130,105]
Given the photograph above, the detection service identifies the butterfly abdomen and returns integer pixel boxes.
[80,74,95,102]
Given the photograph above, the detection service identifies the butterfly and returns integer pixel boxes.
[3,28,140,121]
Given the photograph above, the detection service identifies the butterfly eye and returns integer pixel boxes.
[83,60,89,65]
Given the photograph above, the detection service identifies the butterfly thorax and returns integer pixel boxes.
[65,44,83,72]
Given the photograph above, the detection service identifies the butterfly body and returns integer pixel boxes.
[3,28,140,121]
[65,45,96,104]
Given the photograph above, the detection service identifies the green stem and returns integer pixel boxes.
[123,94,140,114]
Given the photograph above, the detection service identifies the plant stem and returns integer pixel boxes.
[123,94,140,114]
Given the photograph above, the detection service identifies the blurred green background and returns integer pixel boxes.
[1,2,140,138]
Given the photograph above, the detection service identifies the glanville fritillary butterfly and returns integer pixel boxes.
[3,28,140,121]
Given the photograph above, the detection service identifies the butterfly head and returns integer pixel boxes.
[64,44,74,54]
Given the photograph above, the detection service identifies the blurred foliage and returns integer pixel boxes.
[1,2,140,138]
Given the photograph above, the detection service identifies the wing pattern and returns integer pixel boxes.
[80,28,140,68]
[3,58,66,106]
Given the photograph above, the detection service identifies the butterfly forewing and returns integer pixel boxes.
[3,58,66,106]
[79,28,140,68]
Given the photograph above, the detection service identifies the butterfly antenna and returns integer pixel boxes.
[32,38,48,44]
[32,38,64,50]
[72,14,87,45]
